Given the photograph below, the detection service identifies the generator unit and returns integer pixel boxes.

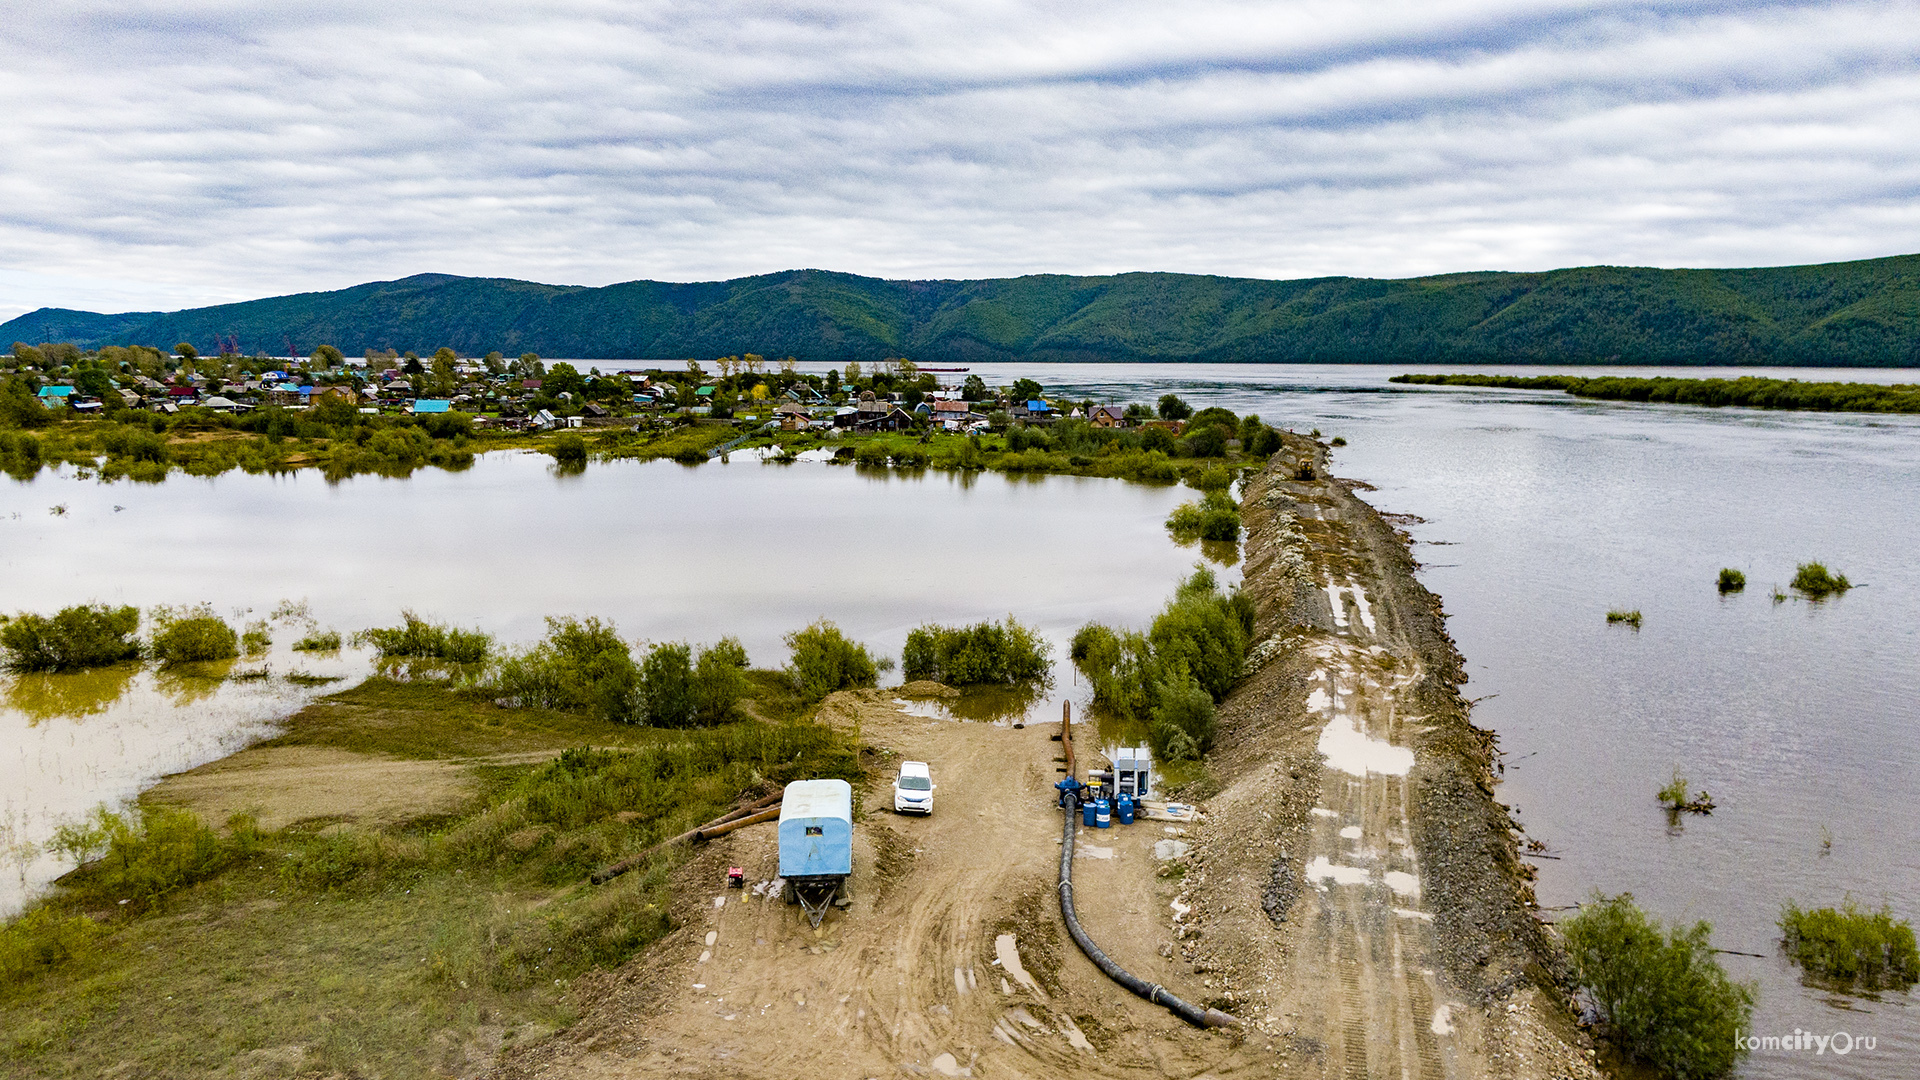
[1113,745,1153,800]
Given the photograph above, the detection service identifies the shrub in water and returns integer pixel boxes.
[1166,490,1241,542]
[1071,567,1254,760]
[359,610,491,662]
[901,617,1051,686]
[549,432,588,465]
[1607,609,1643,628]
[1562,892,1755,1080]
[148,604,240,664]
[784,619,879,702]
[292,629,342,651]
[1791,561,1850,598]
[0,603,142,671]
[1779,898,1918,991]
[491,615,642,723]
[1716,568,1745,593]
[240,619,272,656]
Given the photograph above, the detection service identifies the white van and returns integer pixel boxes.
[893,761,935,814]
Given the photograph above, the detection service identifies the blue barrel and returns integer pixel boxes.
[1082,798,1098,827]
[1117,794,1135,825]
[1095,798,1112,828]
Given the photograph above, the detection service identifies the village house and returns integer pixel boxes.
[1088,404,1129,428]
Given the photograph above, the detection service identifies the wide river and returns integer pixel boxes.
[5,363,1916,1079]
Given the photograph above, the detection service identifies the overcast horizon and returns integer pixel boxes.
[4,0,1918,322]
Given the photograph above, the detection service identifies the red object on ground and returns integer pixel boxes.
[726,867,745,888]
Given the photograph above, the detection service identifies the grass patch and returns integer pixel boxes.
[1791,561,1851,598]
[2,680,859,1078]
[1562,892,1755,1080]
[1606,609,1643,628]
[1779,898,1918,991]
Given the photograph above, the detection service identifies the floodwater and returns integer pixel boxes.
[7,363,1919,1080]
[963,363,1918,1080]
[0,453,1208,914]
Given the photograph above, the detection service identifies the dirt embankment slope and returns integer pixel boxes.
[489,436,1599,1080]
[1192,433,1601,1079]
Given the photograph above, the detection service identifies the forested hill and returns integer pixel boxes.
[8,255,1920,365]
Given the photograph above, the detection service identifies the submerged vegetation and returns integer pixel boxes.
[1071,567,1255,761]
[1716,568,1745,593]
[1657,769,1715,815]
[1562,892,1756,1080]
[1790,561,1851,598]
[357,610,493,663]
[1606,609,1643,628]
[146,604,240,664]
[1165,488,1242,542]
[0,604,141,672]
[900,617,1050,686]
[1778,898,1919,991]
[1392,372,1920,414]
[784,619,882,703]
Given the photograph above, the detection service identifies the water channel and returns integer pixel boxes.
[6,363,1918,1078]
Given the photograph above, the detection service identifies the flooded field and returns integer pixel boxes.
[0,454,1210,914]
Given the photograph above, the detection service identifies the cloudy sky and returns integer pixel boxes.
[2,0,1917,320]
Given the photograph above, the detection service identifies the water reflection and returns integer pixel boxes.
[3,663,141,721]
[895,680,1055,725]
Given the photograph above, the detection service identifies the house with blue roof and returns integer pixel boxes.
[411,399,452,414]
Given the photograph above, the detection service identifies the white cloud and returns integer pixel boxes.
[2,0,1917,320]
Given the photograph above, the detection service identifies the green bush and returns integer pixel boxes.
[0,603,142,671]
[1070,567,1253,760]
[550,432,588,465]
[359,610,492,662]
[490,616,641,723]
[1779,898,1918,990]
[1791,562,1850,597]
[47,805,232,907]
[638,638,747,727]
[901,617,1050,685]
[1607,609,1643,628]
[1562,892,1756,1080]
[240,619,272,656]
[853,442,889,467]
[784,619,879,702]
[1166,490,1241,542]
[148,604,239,664]
[1716,568,1745,593]
[0,906,103,991]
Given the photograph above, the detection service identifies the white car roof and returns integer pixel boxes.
[899,760,931,777]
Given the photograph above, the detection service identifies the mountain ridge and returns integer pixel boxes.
[7,256,1918,365]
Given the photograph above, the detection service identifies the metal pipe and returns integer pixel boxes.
[590,791,783,884]
[1057,791,1238,1029]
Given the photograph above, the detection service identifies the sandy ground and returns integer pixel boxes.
[493,690,1296,1080]
[142,746,488,830]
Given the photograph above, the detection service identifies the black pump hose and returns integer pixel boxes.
[1057,793,1238,1029]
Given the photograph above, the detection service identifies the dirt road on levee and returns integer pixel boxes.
[495,437,1600,1080]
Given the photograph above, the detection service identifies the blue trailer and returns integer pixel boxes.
[778,779,853,927]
